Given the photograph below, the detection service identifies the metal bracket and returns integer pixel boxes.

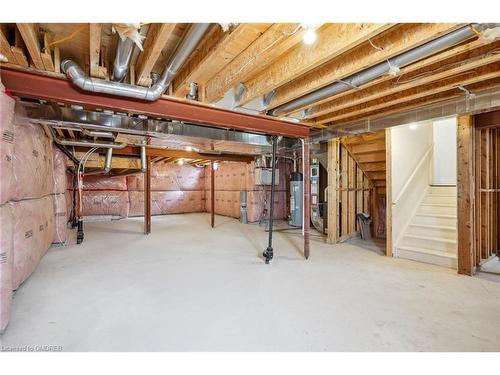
[301,108,312,120]
[458,85,476,112]
[233,82,246,108]
[262,89,277,108]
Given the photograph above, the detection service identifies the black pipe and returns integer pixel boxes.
[54,143,79,166]
[263,135,278,264]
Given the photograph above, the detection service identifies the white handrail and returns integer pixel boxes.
[393,145,433,205]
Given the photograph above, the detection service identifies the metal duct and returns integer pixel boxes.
[61,23,210,101]
[112,37,135,82]
[269,23,500,117]
[104,147,113,172]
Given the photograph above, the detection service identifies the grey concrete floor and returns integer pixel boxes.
[1,213,500,351]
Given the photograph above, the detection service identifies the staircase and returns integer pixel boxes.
[395,186,457,268]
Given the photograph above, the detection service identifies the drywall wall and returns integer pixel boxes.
[432,117,457,185]
[390,120,433,249]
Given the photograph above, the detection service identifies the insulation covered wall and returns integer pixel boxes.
[0,204,13,333]
[0,91,15,205]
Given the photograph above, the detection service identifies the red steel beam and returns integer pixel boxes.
[0,67,310,138]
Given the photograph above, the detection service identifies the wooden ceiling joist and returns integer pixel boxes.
[135,23,177,86]
[312,51,500,123]
[308,39,500,120]
[204,23,305,103]
[318,62,500,125]
[329,77,500,128]
[267,23,464,114]
[237,23,393,106]
[16,23,50,70]
[89,23,105,78]
[0,28,18,64]
[173,23,271,98]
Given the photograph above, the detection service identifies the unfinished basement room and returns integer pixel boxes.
[1,3,500,361]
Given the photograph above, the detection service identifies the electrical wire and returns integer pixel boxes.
[42,24,87,52]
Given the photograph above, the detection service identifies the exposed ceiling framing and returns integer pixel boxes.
[1,22,499,134]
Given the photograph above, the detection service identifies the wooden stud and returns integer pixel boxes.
[0,28,17,63]
[327,139,339,244]
[385,128,393,257]
[457,114,475,275]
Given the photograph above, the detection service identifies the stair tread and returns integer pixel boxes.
[421,203,456,207]
[404,233,457,244]
[397,245,457,259]
[409,223,456,230]
[415,213,456,218]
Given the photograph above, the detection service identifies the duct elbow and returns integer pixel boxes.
[144,83,166,101]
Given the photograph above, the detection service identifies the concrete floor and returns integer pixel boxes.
[1,213,500,351]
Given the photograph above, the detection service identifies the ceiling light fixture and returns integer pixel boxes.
[301,24,318,45]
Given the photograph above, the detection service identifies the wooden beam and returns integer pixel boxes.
[319,63,500,125]
[238,23,393,106]
[135,23,177,86]
[385,128,393,257]
[174,23,271,97]
[327,139,339,244]
[16,23,45,70]
[89,23,103,78]
[457,114,475,275]
[204,23,304,103]
[311,52,500,122]
[268,23,463,112]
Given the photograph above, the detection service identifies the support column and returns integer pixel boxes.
[457,114,475,275]
[76,167,84,244]
[211,161,215,228]
[303,138,311,259]
[263,136,278,264]
[144,156,151,234]
[385,128,393,257]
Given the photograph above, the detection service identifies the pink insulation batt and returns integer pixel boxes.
[0,91,15,205]
[0,204,13,333]
[82,175,127,191]
[11,196,54,290]
[128,191,204,216]
[81,190,129,217]
[53,193,68,244]
[127,164,205,191]
[12,116,54,200]
[52,148,68,194]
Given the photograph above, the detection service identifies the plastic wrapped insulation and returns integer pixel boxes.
[0,91,15,205]
[0,204,13,333]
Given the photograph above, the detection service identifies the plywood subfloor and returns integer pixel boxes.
[1,213,500,351]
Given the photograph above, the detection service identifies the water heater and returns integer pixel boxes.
[289,171,303,227]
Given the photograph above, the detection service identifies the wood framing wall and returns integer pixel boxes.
[474,124,500,267]
[457,111,500,275]
[326,138,377,243]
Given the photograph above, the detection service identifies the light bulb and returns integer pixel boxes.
[213,162,219,171]
[303,28,317,45]
[409,123,418,130]
[177,158,184,165]
[185,146,193,152]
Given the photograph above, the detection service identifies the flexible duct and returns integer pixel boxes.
[61,23,210,101]
[269,23,500,117]
[112,37,135,82]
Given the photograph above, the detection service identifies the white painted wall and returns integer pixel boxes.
[432,117,457,185]
[390,120,433,251]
